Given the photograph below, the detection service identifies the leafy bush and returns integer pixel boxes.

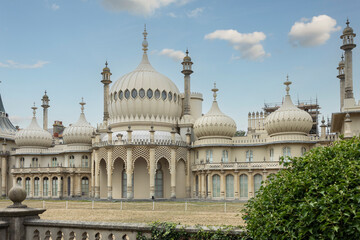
[243,137,360,239]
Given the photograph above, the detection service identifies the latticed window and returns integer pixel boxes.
[206,150,213,163]
[16,177,22,187]
[52,177,58,196]
[283,147,291,161]
[81,155,89,168]
[222,150,228,162]
[240,174,248,198]
[81,177,89,196]
[226,174,234,198]
[34,177,39,197]
[212,174,220,198]
[301,147,307,156]
[155,163,163,198]
[32,158,38,167]
[69,155,74,167]
[246,150,253,162]
[20,158,25,167]
[52,157,57,167]
[25,178,31,196]
[254,174,263,196]
[43,177,49,197]
[270,148,274,161]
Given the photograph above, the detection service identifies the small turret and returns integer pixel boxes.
[41,91,50,131]
[181,50,193,116]
[101,61,112,122]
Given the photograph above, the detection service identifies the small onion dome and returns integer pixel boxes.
[194,84,237,139]
[15,104,52,148]
[183,49,192,62]
[339,55,345,66]
[264,77,313,136]
[63,99,95,145]
[343,19,354,35]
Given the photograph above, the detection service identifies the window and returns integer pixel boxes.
[246,150,253,162]
[161,90,167,100]
[212,175,220,198]
[226,175,234,198]
[119,91,123,100]
[32,158,38,167]
[131,89,137,98]
[222,150,228,162]
[17,177,22,187]
[269,148,274,161]
[147,89,153,99]
[155,163,163,198]
[283,147,291,161]
[125,89,130,99]
[168,92,172,101]
[81,177,89,196]
[25,178,31,196]
[52,177,58,197]
[114,92,117,101]
[82,155,89,168]
[34,177,39,197]
[206,150,213,163]
[20,158,25,168]
[69,155,74,167]
[174,93,177,102]
[139,88,145,98]
[240,174,248,198]
[122,170,127,198]
[43,177,49,197]
[195,175,199,197]
[301,147,307,156]
[155,89,160,99]
[196,151,199,160]
[52,158,57,167]
[254,174,263,196]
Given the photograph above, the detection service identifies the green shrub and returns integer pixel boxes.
[243,137,360,240]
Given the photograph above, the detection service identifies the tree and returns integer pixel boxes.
[243,137,360,240]
[234,130,246,136]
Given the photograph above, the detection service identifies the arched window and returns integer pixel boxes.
[139,88,145,98]
[81,177,89,196]
[246,150,253,162]
[212,175,220,198]
[147,89,153,99]
[283,147,291,161]
[81,155,89,168]
[119,90,123,100]
[34,177,39,197]
[122,170,127,198]
[269,148,274,161]
[301,147,307,156]
[155,89,160,99]
[52,157,57,167]
[239,174,248,198]
[20,157,25,168]
[226,175,234,198]
[174,93,177,102]
[168,92,172,101]
[43,177,49,197]
[195,175,199,197]
[254,174,263,196]
[52,177,58,197]
[155,162,163,198]
[206,150,213,163]
[162,90,167,100]
[32,158,38,167]
[69,155,74,167]
[16,177,22,187]
[125,89,130,99]
[25,177,31,196]
[114,92,118,101]
[222,150,228,162]
[131,89,137,98]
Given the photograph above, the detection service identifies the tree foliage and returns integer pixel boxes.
[244,137,360,240]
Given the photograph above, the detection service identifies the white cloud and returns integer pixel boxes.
[0,60,50,69]
[289,15,341,47]
[205,29,270,61]
[51,3,60,11]
[187,7,203,18]
[101,0,190,16]
[167,12,177,18]
[159,48,185,61]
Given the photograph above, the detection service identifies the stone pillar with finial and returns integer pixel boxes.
[1,139,7,197]
[320,116,327,139]
[101,61,112,123]
[344,113,353,139]
[337,55,345,110]
[41,91,50,131]
[181,49,193,115]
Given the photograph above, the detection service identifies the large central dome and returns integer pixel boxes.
[108,29,182,129]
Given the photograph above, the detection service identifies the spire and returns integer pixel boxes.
[212,82,219,101]
[284,74,292,95]
[80,97,86,113]
[31,103,37,117]
[346,18,350,27]
[142,24,148,54]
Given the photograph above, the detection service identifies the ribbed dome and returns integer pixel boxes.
[264,80,313,136]
[194,85,237,139]
[63,101,95,145]
[15,106,52,148]
[108,30,182,128]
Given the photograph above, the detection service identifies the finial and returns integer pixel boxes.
[186,48,189,56]
[44,90,47,95]
[211,82,219,101]
[31,103,37,117]
[341,54,344,61]
[142,24,148,53]
[80,97,86,113]
[346,18,350,27]
[105,61,108,68]
[284,74,292,95]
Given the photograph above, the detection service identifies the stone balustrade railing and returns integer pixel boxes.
[11,167,91,175]
[93,139,188,148]
[192,161,283,171]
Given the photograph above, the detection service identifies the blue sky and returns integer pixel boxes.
[1,0,360,131]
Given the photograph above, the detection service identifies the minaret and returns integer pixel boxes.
[181,49,193,115]
[41,91,50,131]
[340,19,356,99]
[101,61,112,122]
[337,55,345,110]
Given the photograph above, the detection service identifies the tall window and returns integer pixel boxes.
[254,174,263,196]
[122,170,127,198]
[82,155,89,168]
[195,175,199,197]
[52,158,58,167]
[155,163,163,198]
[52,177,58,196]
[301,147,307,156]
[16,177,22,187]
[212,174,220,198]
[32,158,38,167]
[246,150,253,162]
[239,174,248,198]
[69,155,74,167]
[81,177,89,196]
[20,158,25,168]
[206,150,213,163]
[34,177,39,197]
[43,177,49,197]
[269,148,274,161]
[283,147,291,161]
[226,174,234,198]
[222,150,229,163]
[25,177,31,196]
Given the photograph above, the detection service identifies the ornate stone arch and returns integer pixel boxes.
[96,158,107,175]
[112,146,127,173]
[177,158,188,175]
[176,147,187,162]
[131,146,150,171]
[155,146,171,164]
[111,157,126,175]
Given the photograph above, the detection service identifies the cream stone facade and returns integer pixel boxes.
[0,22,357,201]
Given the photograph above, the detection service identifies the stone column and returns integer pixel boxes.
[94,150,100,199]
[107,148,113,200]
[57,176,62,198]
[234,172,239,199]
[185,150,191,198]
[200,172,205,199]
[208,173,212,199]
[91,151,95,198]
[344,49,354,99]
[149,147,155,198]
[126,147,133,199]
[248,170,254,198]
[39,176,43,198]
[29,177,34,198]
[70,174,75,197]
[1,158,6,197]
[170,147,176,199]
[220,172,225,200]
[49,176,52,197]
[193,173,197,198]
